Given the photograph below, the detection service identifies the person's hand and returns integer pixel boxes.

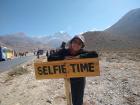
[65,55,80,60]
[65,56,73,60]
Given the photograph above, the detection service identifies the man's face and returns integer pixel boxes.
[71,38,83,52]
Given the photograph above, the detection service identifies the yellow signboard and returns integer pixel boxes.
[34,58,100,80]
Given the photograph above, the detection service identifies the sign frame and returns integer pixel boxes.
[34,58,100,79]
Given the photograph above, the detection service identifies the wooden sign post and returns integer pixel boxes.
[64,78,72,105]
[34,58,100,105]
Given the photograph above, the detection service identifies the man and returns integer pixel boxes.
[48,35,98,105]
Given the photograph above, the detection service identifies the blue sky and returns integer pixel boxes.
[0,0,140,36]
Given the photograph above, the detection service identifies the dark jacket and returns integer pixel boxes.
[47,48,98,105]
[48,48,98,61]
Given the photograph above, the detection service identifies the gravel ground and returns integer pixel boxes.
[0,50,140,105]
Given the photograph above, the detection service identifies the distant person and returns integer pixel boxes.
[37,50,40,59]
[48,35,98,105]
[50,50,52,55]
[60,41,66,49]
[52,49,55,54]
[46,50,49,57]
[34,51,36,55]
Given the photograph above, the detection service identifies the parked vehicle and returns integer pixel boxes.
[0,46,14,61]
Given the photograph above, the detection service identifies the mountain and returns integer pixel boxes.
[83,8,140,51]
[42,32,71,48]
[0,41,5,46]
[31,32,71,48]
[0,32,39,52]
[0,32,71,52]
[105,8,140,38]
